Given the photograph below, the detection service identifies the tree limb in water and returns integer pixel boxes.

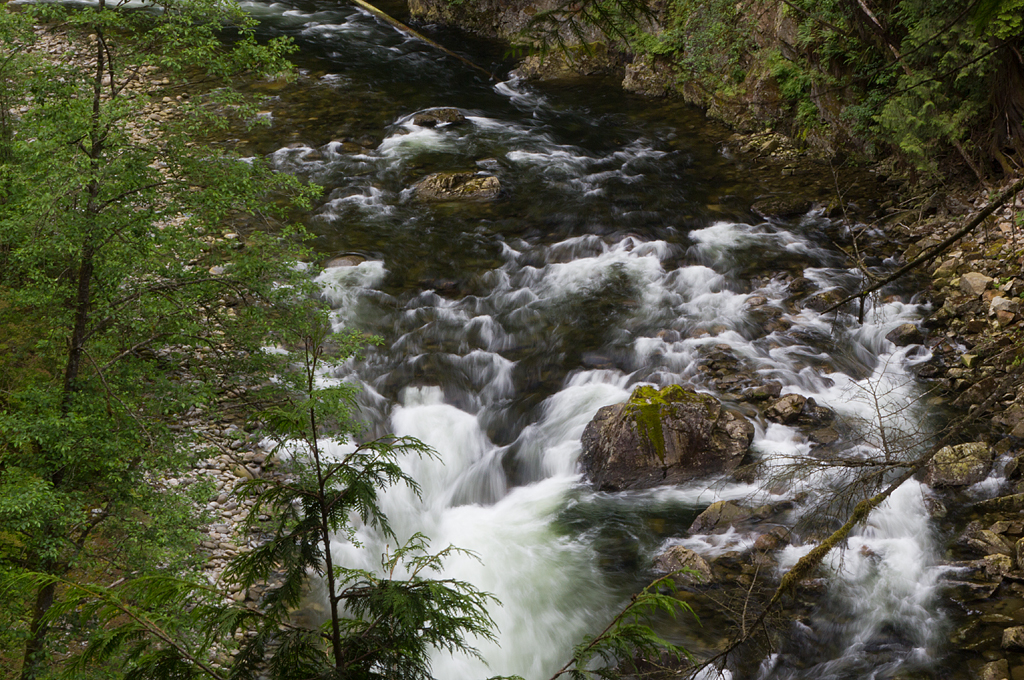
[347,0,496,80]
[689,363,1018,677]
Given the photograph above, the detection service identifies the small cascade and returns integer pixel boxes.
[238,3,948,677]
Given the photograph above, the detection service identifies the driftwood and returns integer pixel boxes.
[348,0,496,81]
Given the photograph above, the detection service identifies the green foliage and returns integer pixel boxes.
[525,0,1024,179]
[0,0,313,675]
[223,310,500,680]
[550,573,696,679]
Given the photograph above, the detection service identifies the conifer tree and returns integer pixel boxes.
[0,1,309,676]
[222,308,503,680]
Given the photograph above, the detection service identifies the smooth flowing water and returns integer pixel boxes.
[237,3,950,678]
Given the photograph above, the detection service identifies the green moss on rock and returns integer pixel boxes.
[622,385,716,461]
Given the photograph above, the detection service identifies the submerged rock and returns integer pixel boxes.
[579,385,754,491]
[413,171,501,201]
[751,194,812,219]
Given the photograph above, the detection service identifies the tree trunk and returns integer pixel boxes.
[19,577,55,680]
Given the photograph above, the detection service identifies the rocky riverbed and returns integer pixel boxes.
[569,178,1024,677]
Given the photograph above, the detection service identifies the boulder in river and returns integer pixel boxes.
[689,500,768,535]
[413,171,501,201]
[1002,627,1024,651]
[923,442,992,487]
[763,394,834,427]
[885,322,925,346]
[579,385,754,491]
[411,107,467,127]
[652,545,715,585]
[324,253,366,268]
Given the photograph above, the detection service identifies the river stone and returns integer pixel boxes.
[764,393,834,427]
[652,545,715,585]
[411,107,467,127]
[885,322,924,346]
[579,385,754,491]
[979,659,1010,680]
[414,171,501,201]
[741,382,782,401]
[924,442,991,487]
[764,394,806,424]
[991,296,1021,316]
[961,272,994,296]
[689,500,762,535]
[1003,627,1024,651]
[751,194,812,219]
[324,254,366,268]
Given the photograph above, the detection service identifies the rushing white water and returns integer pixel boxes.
[233,2,948,676]
[311,219,940,679]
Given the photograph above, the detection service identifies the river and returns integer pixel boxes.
[234,2,951,677]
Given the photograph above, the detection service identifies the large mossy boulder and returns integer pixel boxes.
[413,171,501,201]
[580,385,754,491]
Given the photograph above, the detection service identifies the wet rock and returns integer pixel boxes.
[751,194,812,220]
[763,394,835,428]
[652,545,715,585]
[411,107,467,127]
[324,253,366,268]
[741,382,782,401]
[979,659,1010,680]
[808,425,841,445]
[579,385,754,491]
[787,276,815,295]
[924,442,992,487]
[1002,627,1024,651]
[885,322,925,346]
[803,289,847,312]
[961,272,994,296]
[765,394,807,424]
[689,500,761,535]
[414,171,501,201]
[753,525,790,551]
[960,524,1014,557]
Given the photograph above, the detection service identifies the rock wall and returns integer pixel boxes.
[407,0,847,150]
